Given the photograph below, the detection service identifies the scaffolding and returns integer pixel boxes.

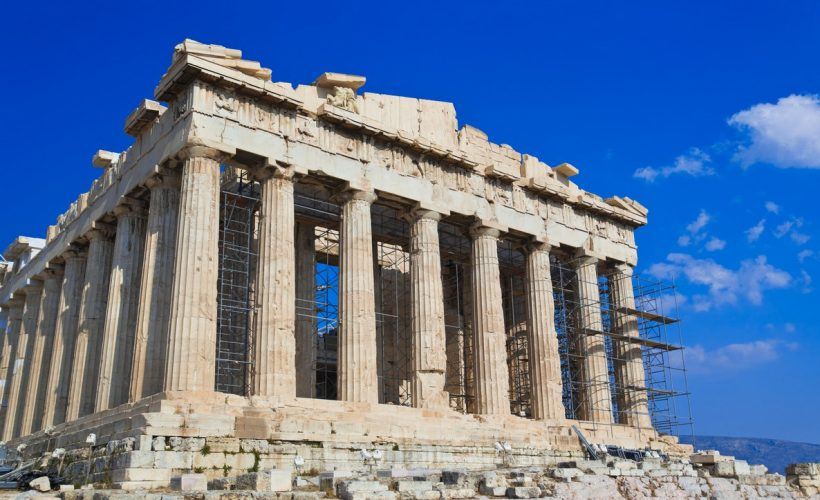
[215,168,259,396]
[212,172,693,439]
[550,255,694,437]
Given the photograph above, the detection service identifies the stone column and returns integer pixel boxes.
[252,167,296,398]
[42,248,87,426]
[0,301,23,435]
[164,148,222,392]
[294,222,316,398]
[66,228,114,421]
[20,268,63,435]
[573,255,613,423]
[524,242,565,421]
[129,172,180,400]
[609,263,652,428]
[408,209,448,408]
[469,224,510,415]
[4,283,43,439]
[337,189,378,403]
[96,202,147,411]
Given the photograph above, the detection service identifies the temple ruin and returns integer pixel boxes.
[0,40,696,489]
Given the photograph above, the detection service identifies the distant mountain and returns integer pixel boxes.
[678,435,820,474]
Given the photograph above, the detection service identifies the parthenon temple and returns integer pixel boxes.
[0,40,692,488]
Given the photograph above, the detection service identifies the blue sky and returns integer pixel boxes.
[2,1,818,443]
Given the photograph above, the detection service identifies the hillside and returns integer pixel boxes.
[678,435,820,473]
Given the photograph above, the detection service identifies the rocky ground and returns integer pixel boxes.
[7,454,819,499]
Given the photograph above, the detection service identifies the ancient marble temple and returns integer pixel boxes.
[0,40,687,488]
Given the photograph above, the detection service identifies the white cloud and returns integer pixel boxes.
[647,253,792,310]
[800,270,813,294]
[791,231,811,245]
[745,219,766,243]
[774,220,795,238]
[686,210,711,235]
[685,339,796,373]
[773,217,810,244]
[798,249,814,263]
[729,94,820,168]
[677,210,711,247]
[634,148,714,182]
[705,237,727,251]
[784,323,796,334]
[764,201,781,214]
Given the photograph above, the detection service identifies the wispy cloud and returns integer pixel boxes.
[678,210,711,247]
[633,148,714,182]
[765,201,781,214]
[647,253,792,311]
[685,339,798,374]
[729,94,820,169]
[773,217,810,245]
[798,249,814,263]
[705,237,727,252]
[800,270,813,294]
[746,219,766,243]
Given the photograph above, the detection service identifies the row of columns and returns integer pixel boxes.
[0,147,650,442]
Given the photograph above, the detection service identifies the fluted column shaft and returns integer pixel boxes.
[5,283,43,439]
[0,303,23,435]
[295,222,316,398]
[130,173,180,400]
[524,243,565,421]
[337,190,378,403]
[42,249,86,426]
[469,225,510,415]
[409,210,448,408]
[253,169,296,397]
[609,264,652,428]
[21,269,63,435]
[574,255,613,423]
[66,229,114,421]
[96,204,147,411]
[165,150,221,392]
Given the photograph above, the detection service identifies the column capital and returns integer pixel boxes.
[22,280,44,294]
[610,261,634,277]
[62,244,88,261]
[574,247,599,264]
[176,145,231,163]
[145,169,181,190]
[247,164,296,182]
[39,264,65,280]
[469,220,505,240]
[525,237,553,254]
[334,187,377,205]
[406,206,444,224]
[113,198,147,218]
[85,224,115,242]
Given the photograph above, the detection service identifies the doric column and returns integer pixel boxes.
[252,166,296,398]
[294,222,316,398]
[337,189,378,403]
[42,248,87,427]
[164,148,222,392]
[0,301,23,435]
[408,209,448,408]
[524,242,565,421]
[66,228,114,421]
[609,263,652,428]
[21,267,63,435]
[4,282,43,439]
[573,254,613,423]
[469,224,510,415]
[129,172,180,400]
[96,202,147,411]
